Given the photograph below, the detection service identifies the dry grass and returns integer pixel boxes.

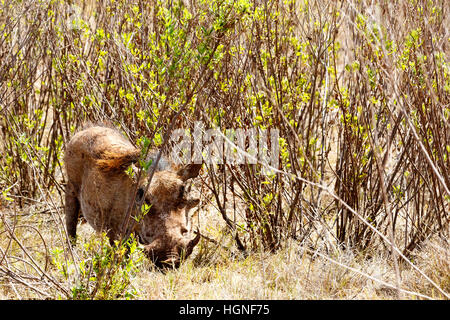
[1,198,448,300]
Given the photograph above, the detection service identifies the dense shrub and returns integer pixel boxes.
[0,0,448,298]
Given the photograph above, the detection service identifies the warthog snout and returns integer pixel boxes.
[64,125,203,269]
[145,230,201,269]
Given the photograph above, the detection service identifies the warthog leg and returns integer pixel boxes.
[65,184,80,245]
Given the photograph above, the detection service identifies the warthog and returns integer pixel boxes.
[64,125,202,268]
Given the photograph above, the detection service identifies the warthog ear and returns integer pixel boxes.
[186,198,200,209]
[176,164,202,181]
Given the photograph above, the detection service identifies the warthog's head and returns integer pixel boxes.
[135,163,202,269]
